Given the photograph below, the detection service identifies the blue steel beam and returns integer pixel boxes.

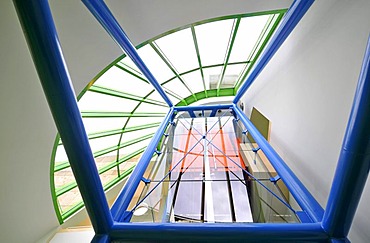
[82,0,173,107]
[111,108,175,221]
[322,36,370,238]
[13,0,113,234]
[232,104,324,222]
[110,222,329,242]
[233,0,315,104]
[175,104,233,112]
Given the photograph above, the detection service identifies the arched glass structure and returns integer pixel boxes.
[51,9,286,223]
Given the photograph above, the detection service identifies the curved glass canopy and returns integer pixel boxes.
[51,9,286,223]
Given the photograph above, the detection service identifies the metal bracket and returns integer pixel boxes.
[269,175,281,184]
[155,150,162,155]
[141,177,151,184]
[122,210,133,222]
[252,147,260,153]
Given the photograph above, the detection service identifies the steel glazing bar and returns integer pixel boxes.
[110,222,328,242]
[322,36,370,239]
[191,25,208,98]
[111,108,175,221]
[232,104,323,222]
[13,0,113,234]
[233,0,315,104]
[81,111,166,118]
[89,85,168,107]
[82,0,173,107]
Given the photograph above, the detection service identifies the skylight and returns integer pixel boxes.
[51,10,286,223]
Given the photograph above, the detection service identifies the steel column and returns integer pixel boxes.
[13,0,113,234]
[322,36,370,238]
[110,222,328,242]
[82,0,173,107]
[232,104,323,222]
[233,0,315,104]
[111,108,175,221]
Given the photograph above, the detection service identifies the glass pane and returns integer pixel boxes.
[58,187,82,215]
[99,167,119,186]
[250,14,279,61]
[94,66,152,97]
[195,19,234,66]
[134,102,169,114]
[89,134,122,155]
[82,117,127,134]
[55,145,68,163]
[155,28,199,74]
[229,15,270,63]
[95,154,117,171]
[163,78,192,99]
[54,167,75,188]
[203,66,223,90]
[180,70,204,94]
[126,117,165,127]
[221,64,245,88]
[78,91,139,112]
[138,45,175,82]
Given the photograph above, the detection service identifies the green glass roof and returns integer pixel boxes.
[51,9,286,223]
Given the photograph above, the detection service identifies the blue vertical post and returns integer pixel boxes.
[322,36,370,239]
[13,0,113,234]
[233,0,315,104]
[82,0,173,107]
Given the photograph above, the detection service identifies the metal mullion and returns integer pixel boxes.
[89,85,167,107]
[81,111,166,118]
[116,60,143,77]
[94,133,154,158]
[114,89,159,176]
[150,42,196,101]
[58,123,161,146]
[159,61,250,88]
[117,147,146,164]
[191,25,207,98]
[234,14,275,90]
[56,181,78,197]
[115,63,149,84]
[171,119,193,217]
[162,87,187,103]
[234,13,284,91]
[216,18,241,95]
[56,147,147,197]
[219,122,236,222]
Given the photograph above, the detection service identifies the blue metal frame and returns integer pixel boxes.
[82,0,173,108]
[13,0,113,234]
[233,0,315,104]
[14,0,370,241]
[322,36,370,239]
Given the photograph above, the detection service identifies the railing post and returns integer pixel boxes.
[322,36,370,239]
[13,0,113,234]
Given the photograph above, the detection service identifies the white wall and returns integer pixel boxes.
[1,1,292,242]
[241,0,370,242]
